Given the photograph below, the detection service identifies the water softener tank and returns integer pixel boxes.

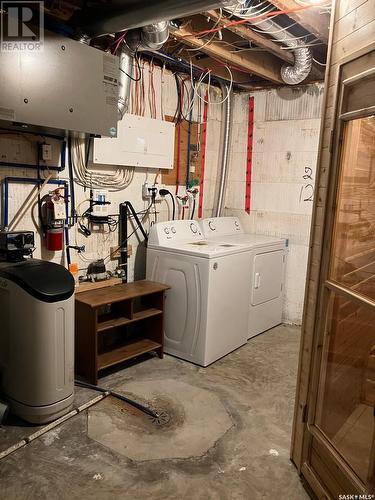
[0,259,75,424]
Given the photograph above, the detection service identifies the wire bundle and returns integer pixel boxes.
[71,138,134,191]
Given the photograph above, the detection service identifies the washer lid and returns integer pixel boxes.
[148,240,250,258]
[199,233,286,250]
[0,259,75,303]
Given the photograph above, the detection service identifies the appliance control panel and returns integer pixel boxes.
[148,220,203,245]
[200,217,244,237]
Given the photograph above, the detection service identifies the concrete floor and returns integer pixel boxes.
[0,325,308,500]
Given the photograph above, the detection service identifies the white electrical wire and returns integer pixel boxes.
[72,138,134,191]
[189,61,233,105]
[250,21,299,34]
[185,8,224,53]
[294,0,331,8]
[313,57,327,66]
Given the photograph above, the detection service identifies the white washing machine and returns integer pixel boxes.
[200,217,287,339]
[146,220,252,366]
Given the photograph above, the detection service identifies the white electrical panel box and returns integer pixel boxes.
[93,114,175,169]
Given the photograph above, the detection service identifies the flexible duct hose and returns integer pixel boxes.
[225,1,313,85]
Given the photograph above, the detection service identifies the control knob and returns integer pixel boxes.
[190,223,198,234]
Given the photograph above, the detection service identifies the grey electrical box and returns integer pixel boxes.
[0,32,119,137]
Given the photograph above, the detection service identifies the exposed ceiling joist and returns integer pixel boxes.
[204,10,295,64]
[267,0,330,43]
[177,51,254,88]
[172,26,284,84]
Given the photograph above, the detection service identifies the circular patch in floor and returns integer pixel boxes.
[87,379,233,461]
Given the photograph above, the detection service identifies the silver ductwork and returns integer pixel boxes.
[251,16,312,85]
[117,21,170,117]
[118,45,133,118]
[141,22,170,50]
[225,2,313,85]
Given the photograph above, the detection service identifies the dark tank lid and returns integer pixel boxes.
[0,259,75,303]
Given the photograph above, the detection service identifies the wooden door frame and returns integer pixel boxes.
[293,43,375,497]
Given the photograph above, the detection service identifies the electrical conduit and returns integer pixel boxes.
[215,83,232,216]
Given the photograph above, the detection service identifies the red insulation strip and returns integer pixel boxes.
[198,91,209,219]
[245,96,254,214]
[175,123,182,196]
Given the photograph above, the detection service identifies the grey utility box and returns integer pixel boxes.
[0,31,119,137]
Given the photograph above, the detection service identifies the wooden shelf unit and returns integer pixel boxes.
[75,280,170,384]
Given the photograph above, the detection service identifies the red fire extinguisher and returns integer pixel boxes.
[40,189,66,251]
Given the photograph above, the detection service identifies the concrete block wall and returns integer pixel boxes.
[224,84,324,325]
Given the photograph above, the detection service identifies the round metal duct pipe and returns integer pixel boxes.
[224,1,313,85]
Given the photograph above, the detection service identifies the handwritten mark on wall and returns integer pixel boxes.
[300,166,314,203]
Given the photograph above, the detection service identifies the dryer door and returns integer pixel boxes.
[251,249,284,306]
[147,251,207,361]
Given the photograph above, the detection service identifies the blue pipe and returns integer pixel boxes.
[2,177,67,227]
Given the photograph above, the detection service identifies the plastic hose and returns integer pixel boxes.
[75,380,159,419]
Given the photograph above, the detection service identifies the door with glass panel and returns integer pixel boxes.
[303,50,375,497]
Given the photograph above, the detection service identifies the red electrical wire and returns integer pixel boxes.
[140,61,145,116]
[151,62,157,118]
[179,5,313,38]
[245,96,254,214]
[111,32,127,54]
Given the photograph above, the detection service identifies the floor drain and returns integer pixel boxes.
[148,410,170,426]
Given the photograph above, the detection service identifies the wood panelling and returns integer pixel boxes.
[335,0,371,22]
[162,116,203,187]
[334,0,375,43]
[291,0,375,484]
[332,20,375,63]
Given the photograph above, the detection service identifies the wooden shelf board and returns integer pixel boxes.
[76,280,170,308]
[75,278,123,294]
[98,338,162,370]
[97,308,163,333]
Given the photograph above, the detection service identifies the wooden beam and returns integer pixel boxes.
[172,26,284,84]
[267,0,330,43]
[205,10,295,64]
[178,52,254,85]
